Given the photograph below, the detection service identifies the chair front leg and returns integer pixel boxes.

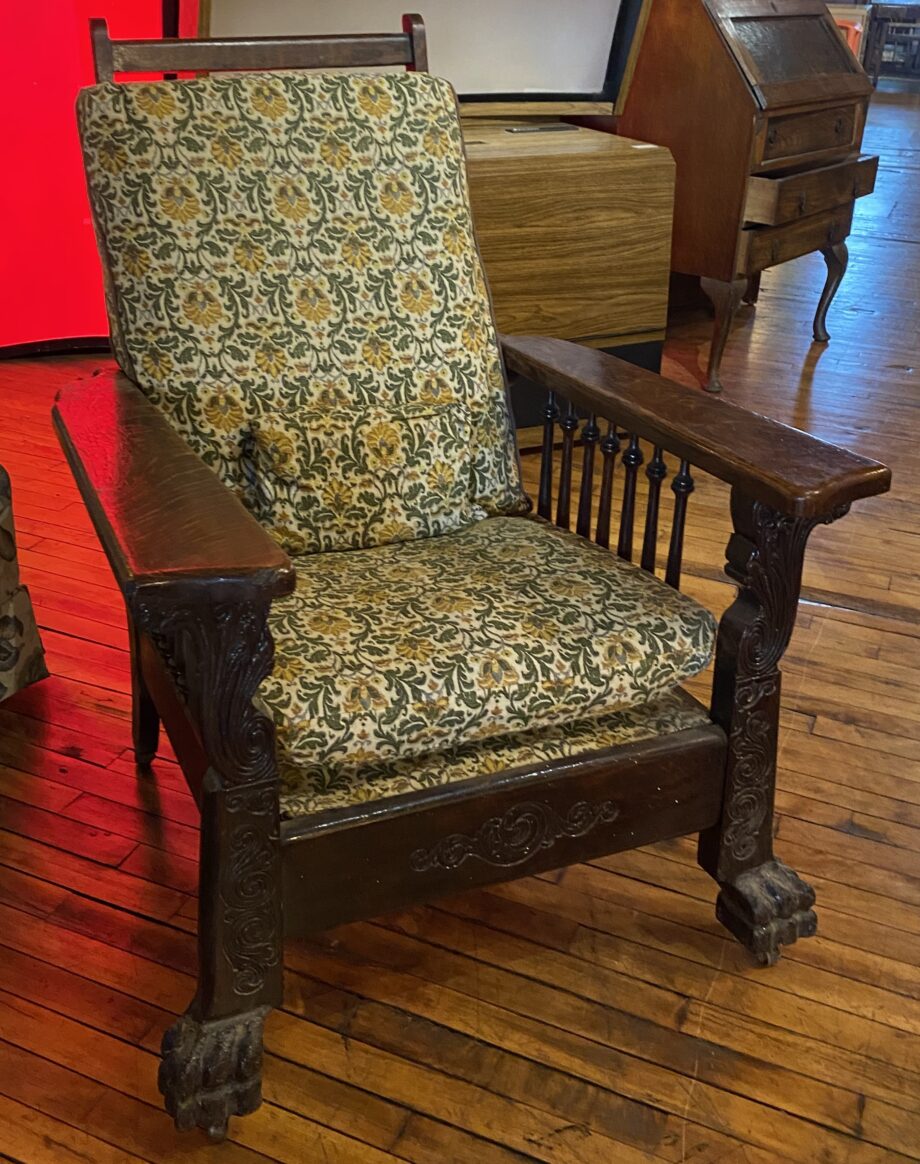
[128,613,160,768]
[134,587,283,1138]
[698,490,849,965]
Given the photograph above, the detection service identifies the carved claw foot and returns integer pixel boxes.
[158,1007,269,1139]
[716,859,817,966]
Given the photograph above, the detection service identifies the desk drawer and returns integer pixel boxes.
[740,204,853,274]
[744,154,878,225]
[756,105,858,167]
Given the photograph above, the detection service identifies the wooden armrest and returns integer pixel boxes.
[501,336,891,518]
[53,371,294,600]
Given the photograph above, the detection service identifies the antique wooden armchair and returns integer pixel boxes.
[54,18,890,1139]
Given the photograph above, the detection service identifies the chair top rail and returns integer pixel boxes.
[90,14,428,82]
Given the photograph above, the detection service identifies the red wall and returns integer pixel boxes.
[1,3,188,350]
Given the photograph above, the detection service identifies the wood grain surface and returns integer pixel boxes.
[0,85,917,1162]
[465,122,674,346]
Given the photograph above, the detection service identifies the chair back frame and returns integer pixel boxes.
[89,13,427,82]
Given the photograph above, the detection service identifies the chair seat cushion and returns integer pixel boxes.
[279,688,710,817]
[263,516,716,807]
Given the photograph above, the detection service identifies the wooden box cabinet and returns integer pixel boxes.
[618,0,878,393]
[463,121,675,351]
[463,120,675,425]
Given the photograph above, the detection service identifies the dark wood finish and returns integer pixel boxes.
[709,0,872,110]
[127,616,158,768]
[698,490,851,962]
[595,422,620,548]
[813,241,850,343]
[576,416,600,539]
[89,13,427,82]
[537,392,558,520]
[281,719,725,935]
[52,373,292,596]
[700,276,748,394]
[401,12,427,73]
[617,435,643,561]
[555,402,578,530]
[665,461,695,591]
[757,104,858,165]
[500,336,891,518]
[740,203,853,273]
[617,0,878,393]
[52,22,894,1140]
[743,154,878,225]
[640,446,667,573]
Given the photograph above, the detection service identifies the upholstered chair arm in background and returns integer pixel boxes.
[502,333,892,963]
[53,371,294,1135]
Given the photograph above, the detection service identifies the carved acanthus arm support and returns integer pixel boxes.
[53,372,295,1135]
[697,493,849,962]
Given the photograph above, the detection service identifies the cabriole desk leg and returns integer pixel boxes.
[700,276,748,394]
[813,241,849,344]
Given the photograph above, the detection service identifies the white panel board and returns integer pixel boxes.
[208,0,623,95]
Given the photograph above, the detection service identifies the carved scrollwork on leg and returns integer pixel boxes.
[221,783,282,998]
[700,493,848,960]
[410,798,620,872]
[721,674,779,865]
[133,589,277,789]
[134,583,283,1134]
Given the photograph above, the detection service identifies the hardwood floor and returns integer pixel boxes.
[0,86,918,1162]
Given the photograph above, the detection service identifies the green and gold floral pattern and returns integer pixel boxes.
[264,516,716,806]
[279,688,710,817]
[0,467,47,702]
[77,71,529,545]
[249,402,480,554]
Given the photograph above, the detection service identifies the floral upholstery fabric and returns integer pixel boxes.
[263,516,716,810]
[77,71,528,550]
[279,689,710,818]
[0,468,47,702]
[249,401,480,554]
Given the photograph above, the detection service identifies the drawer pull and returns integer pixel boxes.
[767,127,779,146]
[798,193,808,216]
[834,116,846,136]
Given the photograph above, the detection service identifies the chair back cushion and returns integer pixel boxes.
[76,71,528,549]
[249,402,477,554]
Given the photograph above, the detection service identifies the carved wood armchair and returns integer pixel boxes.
[54,18,890,1140]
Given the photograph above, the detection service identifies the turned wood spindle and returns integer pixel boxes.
[555,401,579,530]
[537,392,559,520]
[617,434,644,561]
[576,415,600,539]
[595,422,620,549]
[665,459,695,589]
[641,447,668,574]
